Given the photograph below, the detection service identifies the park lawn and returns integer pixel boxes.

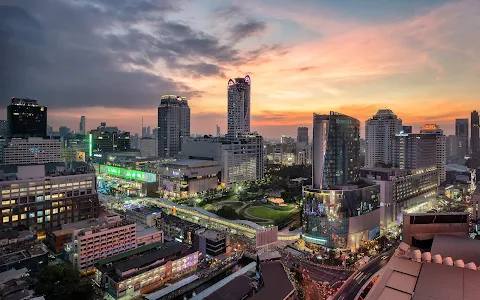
[245,206,295,223]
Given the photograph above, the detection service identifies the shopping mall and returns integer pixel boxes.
[96,164,158,197]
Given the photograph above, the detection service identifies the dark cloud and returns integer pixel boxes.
[230,20,267,43]
[0,0,283,111]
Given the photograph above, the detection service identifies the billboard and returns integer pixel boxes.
[76,151,85,162]
[100,165,156,182]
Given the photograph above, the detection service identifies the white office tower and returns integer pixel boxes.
[420,124,446,184]
[2,138,61,165]
[79,116,86,135]
[365,109,402,168]
[227,76,250,139]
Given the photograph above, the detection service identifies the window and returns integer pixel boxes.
[12,215,18,221]
[37,217,43,224]
[21,214,27,220]
[53,208,58,214]
[45,209,50,215]
[2,216,8,223]
[2,200,10,206]
[29,212,35,218]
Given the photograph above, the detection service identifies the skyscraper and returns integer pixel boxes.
[80,116,86,135]
[7,98,47,138]
[471,111,479,161]
[303,112,380,249]
[365,109,402,168]
[455,118,468,158]
[0,120,8,138]
[227,75,250,138]
[157,95,190,158]
[216,125,220,137]
[312,112,360,189]
[420,124,446,184]
[297,127,308,144]
[392,133,437,171]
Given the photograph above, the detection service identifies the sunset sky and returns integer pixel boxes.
[1,0,479,138]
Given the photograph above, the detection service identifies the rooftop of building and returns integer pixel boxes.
[0,163,95,182]
[195,229,226,242]
[366,236,480,300]
[204,275,254,300]
[77,217,135,236]
[158,214,203,230]
[59,218,104,232]
[405,211,470,217]
[136,226,162,238]
[0,230,35,241]
[249,261,295,300]
[162,159,219,168]
[125,205,162,216]
[109,242,193,282]
[95,242,164,270]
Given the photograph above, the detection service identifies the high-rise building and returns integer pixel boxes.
[140,137,156,158]
[455,118,468,158]
[312,112,360,189]
[297,127,308,144]
[303,112,380,249]
[0,120,8,138]
[157,95,190,158]
[365,109,402,168]
[402,125,413,134]
[3,138,61,165]
[392,133,437,171]
[181,134,264,187]
[90,123,131,153]
[446,135,458,158]
[216,125,220,137]
[7,98,47,138]
[227,76,251,138]
[420,124,446,184]
[79,116,86,135]
[471,111,479,161]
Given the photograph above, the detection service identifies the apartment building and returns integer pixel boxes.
[70,215,137,273]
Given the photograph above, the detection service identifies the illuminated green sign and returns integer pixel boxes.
[89,133,93,157]
[100,165,156,182]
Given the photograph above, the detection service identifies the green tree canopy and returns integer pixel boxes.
[34,263,94,300]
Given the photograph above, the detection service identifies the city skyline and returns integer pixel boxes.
[2,0,480,138]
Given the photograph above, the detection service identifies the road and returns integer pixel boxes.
[332,250,393,300]
[283,256,352,284]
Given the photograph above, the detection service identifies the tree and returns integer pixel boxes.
[35,263,94,300]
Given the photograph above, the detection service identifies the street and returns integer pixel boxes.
[331,250,393,300]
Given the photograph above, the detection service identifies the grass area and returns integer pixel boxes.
[223,202,244,209]
[245,206,296,223]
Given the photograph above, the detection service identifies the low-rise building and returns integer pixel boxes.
[0,230,36,254]
[157,159,221,198]
[193,228,229,257]
[366,236,480,300]
[97,242,198,299]
[0,244,48,273]
[46,218,104,254]
[69,215,137,273]
[155,215,202,244]
[402,212,469,249]
[302,182,382,250]
[125,206,161,227]
[136,226,164,247]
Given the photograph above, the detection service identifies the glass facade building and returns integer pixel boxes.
[302,184,380,249]
[7,98,47,138]
[312,112,360,189]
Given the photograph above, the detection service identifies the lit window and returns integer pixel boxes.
[12,215,18,221]
[2,216,8,223]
